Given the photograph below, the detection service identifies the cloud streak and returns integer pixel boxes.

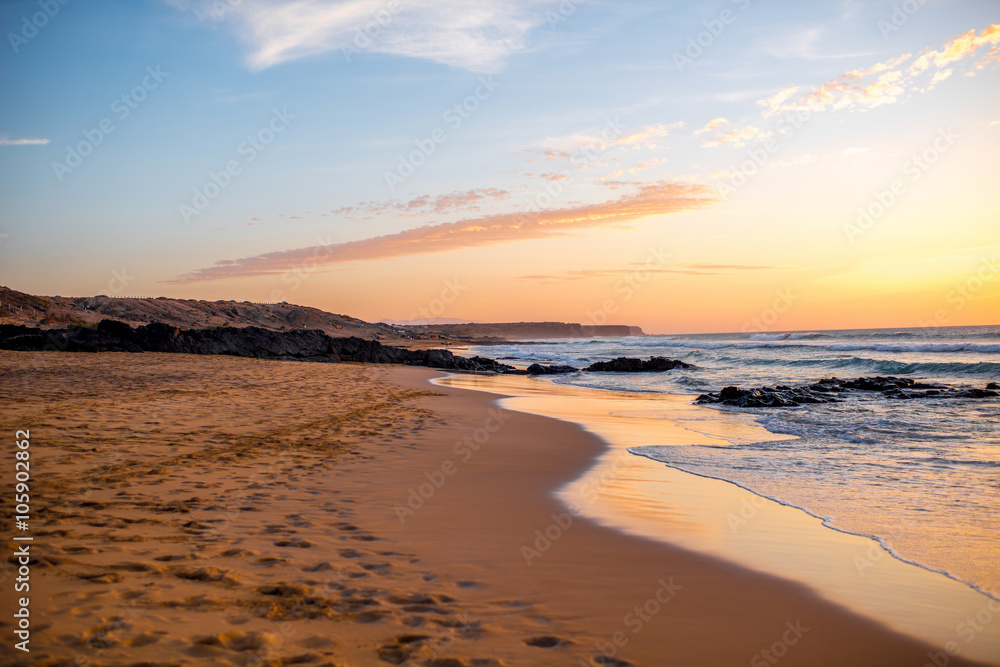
[517,263,779,282]
[328,187,511,220]
[172,0,568,72]
[0,136,49,146]
[170,180,717,283]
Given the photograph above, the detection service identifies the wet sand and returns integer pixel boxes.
[0,351,987,666]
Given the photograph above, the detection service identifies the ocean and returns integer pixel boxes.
[471,324,1000,599]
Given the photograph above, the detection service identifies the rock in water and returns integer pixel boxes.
[525,364,578,375]
[584,356,692,373]
[696,376,998,407]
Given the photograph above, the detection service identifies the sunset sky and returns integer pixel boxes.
[1,0,998,333]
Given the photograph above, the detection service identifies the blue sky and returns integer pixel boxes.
[1,0,998,332]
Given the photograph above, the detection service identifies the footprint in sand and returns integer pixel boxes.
[255,583,313,597]
[523,635,570,648]
[77,617,134,649]
[127,631,164,647]
[219,548,251,557]
[376,634,432,664]
[254,556,289,566]
[153,553,198,562]
[360,562,391,575]
[592,656,634,666]
[273,538,314,548]
[61,545,99,554]
[109,561,160,573]
[191,629,284,655]
[302,561,334,572]
[171,566,240,585]
[76,571,123,584]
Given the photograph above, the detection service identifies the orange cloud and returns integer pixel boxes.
[414,188,511,214]
[326,188,510,220]
[757,87,799,116]
[909,23,1000,74]
[702,125,774,148]
[694,117,731,135]
[169,181,718,283]
[609,122,683,149]
[758,23,1000,116]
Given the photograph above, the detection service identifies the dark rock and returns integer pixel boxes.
[585,356,692,373]
[953,388,999,399]
[525,363,578,375]
[0,321,517,373]
[839,375,945,392]
[987,382,999,390]
[699,385,838,408]
[697,375,998,408]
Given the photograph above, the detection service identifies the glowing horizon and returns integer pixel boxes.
[1,1,998,334]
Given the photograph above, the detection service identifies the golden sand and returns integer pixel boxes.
[0,351,986,666]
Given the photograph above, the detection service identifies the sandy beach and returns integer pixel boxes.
[0,351,990,666]
[4,2,999,664]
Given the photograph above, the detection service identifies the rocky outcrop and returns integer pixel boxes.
[0,321,515,372]
[696,376,999,407]
[585,357,692,373]
[696,385,839,408]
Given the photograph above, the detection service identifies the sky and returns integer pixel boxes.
[0,0,998,334]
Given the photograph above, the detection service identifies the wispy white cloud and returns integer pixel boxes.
[0,135,49,146]
[766,27,822,60]
[600,157,667,180]
[842,146,871,157]
[539,121,681,154]
[170,0,570,72]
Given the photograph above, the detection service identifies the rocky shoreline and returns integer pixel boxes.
[11,322,991,409]
[0,321,699,377]
[584,356,692,372]
[0,320,517,372]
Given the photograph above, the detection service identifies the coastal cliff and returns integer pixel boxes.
[404,321,646,341]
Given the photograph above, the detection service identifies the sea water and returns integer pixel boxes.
[471,325,1000,598]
